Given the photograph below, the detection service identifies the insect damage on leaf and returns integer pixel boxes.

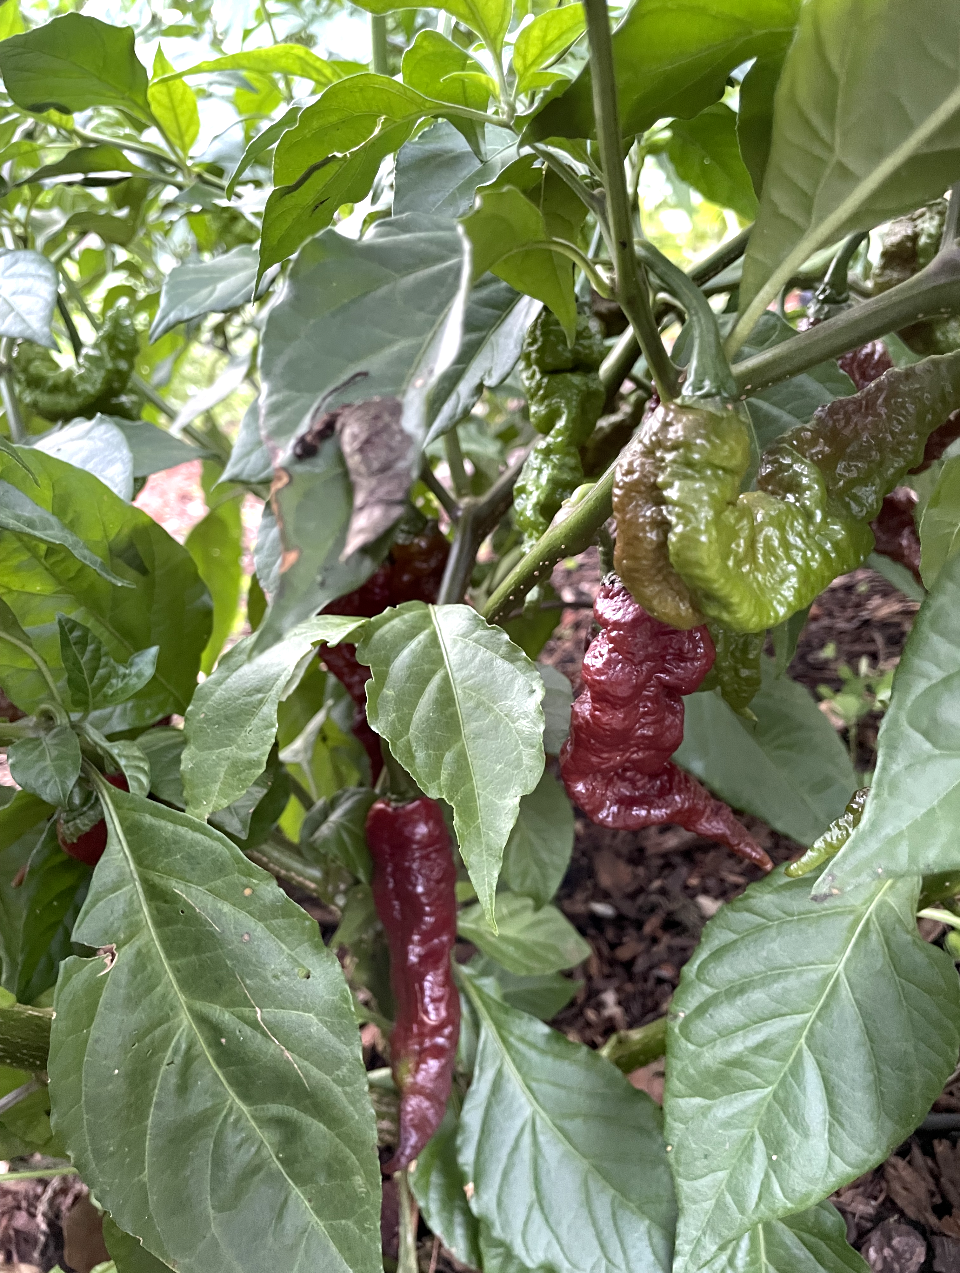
[292,395,413,558]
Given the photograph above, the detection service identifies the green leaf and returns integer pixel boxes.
[0,1061,61,1159]
[920,455,960,587]
[526,0,800,141]
[357,602,545,923]
[0,1,23,40]
[394,121,519,219]
[48,788,382,1273]
[148,45,198,159]
[227,102,303,199]
[3,819,88,1003]
[814,550,960,894]
[58,614,158,713]
[16,144,153,185]
[513,7,586,96]
[110,419,206,479]
[738,0,960,335]
[181,616,366,821]
[33,418,134,501]
[457,973,676,1273]
[351,0,511,54]
[7,727,81,807]
[164,45,347,86]
[410,1106,482,1269]
[89,735,151,800]
[149,246,259,342]
[676,658,857,846]
[461,185,576,340]
[469,955,579,1019]
[0,476,132,587]
[102,1215,175,1273]
[458,893,588,974]
[0,249,57,347]
[667,104,758,221]
[500,770,573,907]
[737,54,786,197]
[136,727,185,806]
[539,663,572,754]
[220,402,272,487]
[401,30,489,150]
[0,450,211,730]
[300,787,375,884]
[665,867,960,1273]
[185,496,243,676]
[0,13,150,119]
[702,1202,869,1273]
[259,213,468,452]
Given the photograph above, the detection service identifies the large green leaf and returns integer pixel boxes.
[0,449,211,729]
[411,1106,482,1269]
[350,0,511,54]
[920,454,960,586]
[526,0,800,141]
[393,121,519,219]
[7,727,81,807]
[401,29,489,151]
[48,788,382,1273]
[181,616,365,820]
[664,867,960,1273]
[736,54,787,198]
[58,614,158,713]
[185,495,244,676]
[0,249,57,347]
[110,419,206,479]
[676,659,857,847]
[499,770,573,907]
[513,6,585,96]
[0,478,132,586]
[150,246,259,342]
[357,602,545,922]
[668,104,759,221]
[32,417,134,501]
[259,213,468,453]
[148,45,198,159]
[163,46,349,86]
[458,893,589,974]
[457,974,676,1273]
[736,0,960,344]
[702,1203,869,1273]
[814,549,960,894]
[0,13,150,119]
[103,1214,175,1273]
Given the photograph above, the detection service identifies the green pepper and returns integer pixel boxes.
[14,299,141,422]
[785,788,869,878]
[701,625,764,716]
[513,309,605,551]
[872,200,960,356]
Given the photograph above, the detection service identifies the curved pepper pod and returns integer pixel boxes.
[366,796,460,1173]
[785,787,869,878]
[559,578,771,869]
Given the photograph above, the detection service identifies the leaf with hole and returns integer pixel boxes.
[48,787,382,1273]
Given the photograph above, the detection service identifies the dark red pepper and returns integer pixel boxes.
[871,486,922,582]
[323,527,450,777]
[365,795,460,1173]
[57,772,129,867]
[560,578,772,869]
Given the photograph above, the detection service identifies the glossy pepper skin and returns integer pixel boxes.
[559,578,772,869]
[56,772,129,867]
[365,795,460,1173]
[785,788,869,878]
[513,310,605,551]
[322,526,449,776]
[701,626,764,716]
[13,301,141,422]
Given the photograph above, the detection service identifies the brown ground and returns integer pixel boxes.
[0,491,951,1272]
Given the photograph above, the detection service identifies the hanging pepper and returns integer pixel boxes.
[513,310,606,551]
[785,788,869,878]
[56,772,129,867]
[871,487,922,583]
[322,524,449,776]
[365,795,460,1173]
[559,577,772,869]
[700,625,764,716]
[616,280,960,631]
[872,200,960,357]
[13,300,141,422]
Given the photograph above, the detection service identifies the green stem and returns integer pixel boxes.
[444,428,469,497]
[419,459,460,521]
[529,144,608,229]
[0,1167,77,1181]
[370,14,390,76]
[0,338,25,443]
[437,450,527,605]
[246,836,342,907]
[396,1170,419,1273]
[942,181,960,252]
[821,231,868,299]
[599,1015,667,1072]
[508,239,613,298]
[581,0,678,402]
[732,244,960,396]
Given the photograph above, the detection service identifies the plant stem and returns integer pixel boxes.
[419,459,460,521]
[732,244,960,396]
[444,428,469,497]
[396,1170,420,1273]
[0,1167,77,1181]
[0,1004,53,1071]
[437,450,527,605]
[370,14,390,76]
[246,836,341,910]
[581,0,678,402]
[599,1015,667,1072]
[0,338,25,443]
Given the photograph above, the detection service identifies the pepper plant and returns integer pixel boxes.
[1,0,960,1271]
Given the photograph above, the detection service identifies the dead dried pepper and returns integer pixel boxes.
[365,794,460,1173]
[559,577,772,870]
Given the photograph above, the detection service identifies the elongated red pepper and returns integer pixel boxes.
[560,578,771,869]
[365,795,460,1173]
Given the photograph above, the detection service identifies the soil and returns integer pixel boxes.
[0,476,949,1273]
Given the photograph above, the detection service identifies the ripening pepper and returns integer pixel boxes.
[13,300,141,422]
[513,310,605,551]
[56,771,129,867]
[365,795,460,1173]
[871,200,960,357]
[700,625,764,716]
[559,577,772,870]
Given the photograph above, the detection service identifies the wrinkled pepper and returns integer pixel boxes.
[322,523,449,775]
[13,300,141,422]
[513,309,605,551]
[785,788,869,878]
[700,625,764,716]
[559,577,772,869]
[365,795,460,1173]
[872,200,960,357]
[615,253,960,631]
